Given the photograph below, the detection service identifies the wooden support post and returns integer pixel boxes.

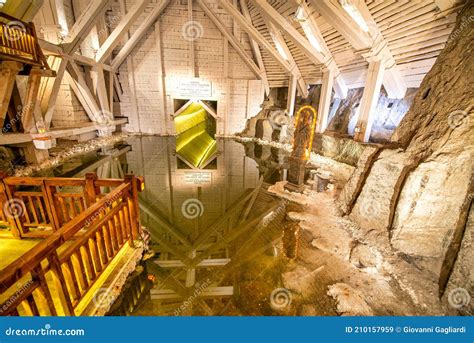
[23,143,49,164]
[316,67,335,133]
[44,58,68,129]
[125,175,141,241]
[155,21,168,135]
[287,75,297,117]
[118,0,141,133]
[0,62,23,127]
[21,67,45,133]
[354,60,385,142]
[84,172,99,206]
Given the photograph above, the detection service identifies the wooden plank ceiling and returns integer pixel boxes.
[246,0,464,89]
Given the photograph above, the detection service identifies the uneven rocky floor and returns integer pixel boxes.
[265,181,446,316]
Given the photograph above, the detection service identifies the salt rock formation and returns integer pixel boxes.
[339,2,473,312]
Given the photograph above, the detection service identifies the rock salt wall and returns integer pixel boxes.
[339,2,473,311]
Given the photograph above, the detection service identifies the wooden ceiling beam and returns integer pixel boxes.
[196,0,264,81]
[215,0,297,80]
[308,0,372,51]
[292,0,347,98]
[62,0,111,54]
[95,0,150,64]
[264,19,308,97]
[309,0,407,98]
[111,0,171,70]
[250,0,326,66]
[239,0,270,96]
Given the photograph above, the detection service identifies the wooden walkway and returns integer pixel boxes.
[0,173,145,316]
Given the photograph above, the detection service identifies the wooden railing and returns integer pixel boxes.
[0,173,141,238]
[0,13,50,69]
[0,173,144,316]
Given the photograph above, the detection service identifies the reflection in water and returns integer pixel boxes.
[47,136,293,315]
[174,101,217,169]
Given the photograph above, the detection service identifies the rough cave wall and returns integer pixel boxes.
[326,87,417,142]
[340,2,473,311]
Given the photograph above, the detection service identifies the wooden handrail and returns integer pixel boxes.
[0,173,144,316]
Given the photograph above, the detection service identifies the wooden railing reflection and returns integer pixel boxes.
[0,13,49,69]
[0,173,144,316]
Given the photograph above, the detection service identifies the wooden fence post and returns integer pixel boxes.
[84,173,99,207]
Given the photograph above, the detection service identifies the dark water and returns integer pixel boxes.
[48,136,293,315]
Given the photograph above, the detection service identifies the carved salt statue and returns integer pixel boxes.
[285,105,317,192]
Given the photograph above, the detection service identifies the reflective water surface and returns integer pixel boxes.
[46,136,295,316]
